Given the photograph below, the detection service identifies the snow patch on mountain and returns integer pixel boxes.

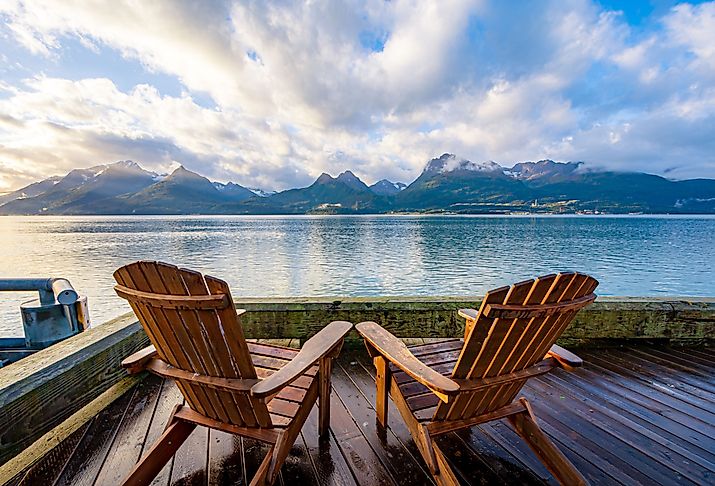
[506,160,583,181]
[445,158,501,173]
[369,179,407,196]
[424,153,503,174]
[248,188,276,197]
[392,182,407,191]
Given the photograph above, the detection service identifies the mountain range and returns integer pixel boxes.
[1,154,714,215]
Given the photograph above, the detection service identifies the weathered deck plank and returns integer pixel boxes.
[348,350,545,485]
[207,430,243,485]
[53,388,137,486]
[93,377,163,485]
[330,361,434,485]
[301,404,357,486]
[10,346,715,486]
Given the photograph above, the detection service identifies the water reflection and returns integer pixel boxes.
[1,215,713,335]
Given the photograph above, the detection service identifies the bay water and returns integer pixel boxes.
[1,214,713,336]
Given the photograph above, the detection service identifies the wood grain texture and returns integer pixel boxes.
[113,285,230,310]
[355,321,459,398]
[251,320,351,398]
[0,314,149,465]
[14,345,715,486]
[232,296,715,347]
[0,376,139,484]
[112,261,351,486]
[357,273,599,485]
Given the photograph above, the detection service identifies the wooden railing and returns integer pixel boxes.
[234,295,715,347]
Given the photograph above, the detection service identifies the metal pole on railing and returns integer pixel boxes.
[0,278,79,305]
[0,278,89,365]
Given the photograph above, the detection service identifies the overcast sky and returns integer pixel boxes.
[0,0,714,191]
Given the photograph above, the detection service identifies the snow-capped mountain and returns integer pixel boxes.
[504,160,583,184]
[423,153,503,174]
[247,188,277,197]
[0,161,254,214]
[422,153,584,184]
[0,160,159,213]
[212,181,256,201]
[369,179,407,196]
[2,154,714,214]
[0,176,62,205]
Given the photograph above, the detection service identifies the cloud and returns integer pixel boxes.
[665,2,715,73]
[0,0,714,191]
[0,75,321,190]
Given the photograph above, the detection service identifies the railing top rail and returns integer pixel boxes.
[0,278,79,305]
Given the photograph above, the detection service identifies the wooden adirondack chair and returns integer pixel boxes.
[356,272,598,486]
[113,261,352,486]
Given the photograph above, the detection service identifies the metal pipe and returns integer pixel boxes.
[0,278,55,291]
[50,279,79,305]
[0,278,79,305]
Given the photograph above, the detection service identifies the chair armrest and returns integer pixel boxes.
[355,321,460,400]
[122,345,157,374]
[546,344,583,371]
[458,308,478,320]
[458,308,480,339]
[251,321,353,398]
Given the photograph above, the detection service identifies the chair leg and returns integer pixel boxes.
[374,356,391,427]
[385,376,458,484]
[417,425,459,486]
[432,442,460,486]
[253,381,320,485]
[508,398,587,486]
[251,442,278,486]
[318,356,332,439]
[251,427,303,486]
[122,416,195,486]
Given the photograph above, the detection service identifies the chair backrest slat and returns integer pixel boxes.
[434,272,598,422]
[135,261,235,423]
[438,278,542,420]
[114,261,271,427]
[520,275,598,371]
[499,273,577,377]
[205,275,272,426]
[146,261,235,425]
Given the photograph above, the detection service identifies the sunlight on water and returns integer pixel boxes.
[1,215,714,336]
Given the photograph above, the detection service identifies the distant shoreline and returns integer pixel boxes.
[2,212,715,218]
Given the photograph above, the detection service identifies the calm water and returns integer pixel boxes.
[1,215,713,336]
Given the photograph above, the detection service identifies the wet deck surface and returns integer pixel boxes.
[12,345,715,485]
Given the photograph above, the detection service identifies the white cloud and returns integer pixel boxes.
[665,2,715,72]
[0,0,714,191]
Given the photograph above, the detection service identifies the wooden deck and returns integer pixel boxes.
[9,345,715,486]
